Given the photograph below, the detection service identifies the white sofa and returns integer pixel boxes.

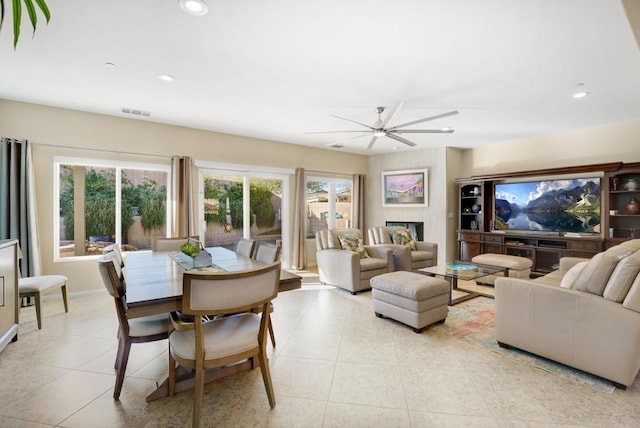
[495,239,640,388]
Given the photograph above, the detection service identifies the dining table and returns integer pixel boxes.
[122,246,301,401]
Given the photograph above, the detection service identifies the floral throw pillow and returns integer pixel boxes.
[391,229,416,250]
[338,233,370,258]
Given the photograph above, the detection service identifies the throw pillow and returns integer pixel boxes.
[602,250,640,302]
[573,252,624,295]
[391,229,416,251]
[338,233,370,259]
[560,261,587,289]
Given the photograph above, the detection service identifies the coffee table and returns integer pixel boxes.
[419,263,505,305]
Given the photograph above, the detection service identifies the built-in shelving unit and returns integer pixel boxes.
[605,166,640,247]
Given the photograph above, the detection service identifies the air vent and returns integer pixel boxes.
[329,144,343,149]
[121,107,151,117]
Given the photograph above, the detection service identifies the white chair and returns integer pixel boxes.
[368,226,438,271]
[97,252,169,400]
[235,238,256,258]
[19,274,69,329]
[169,262,281,427]
[152,236,198,252]
[253,242,281,346]
[102,243,124,267]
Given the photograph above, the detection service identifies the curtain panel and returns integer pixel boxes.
[170,155,196,238]
[292,167,307,269]
[0,138,41,277]
[351,174,366,231]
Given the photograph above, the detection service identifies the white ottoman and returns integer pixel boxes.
[471,254,532,285]
[371,271,449,333]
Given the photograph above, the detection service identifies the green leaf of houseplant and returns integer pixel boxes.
[0,0,50,48]
[33,0,49,22]
[23,0,37,34]
[12,0,21,49]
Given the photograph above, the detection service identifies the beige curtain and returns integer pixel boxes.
[292,167,307,269]
[351,174,366,232]
[170,155,196,237]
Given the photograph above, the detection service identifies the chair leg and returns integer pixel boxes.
[193,362,204,428]
[257,350,276,408]
[61,284,69,313]
[268,319,276,348]
[168,351,176,397]
[34,292,42,330]
[113,339,131,400]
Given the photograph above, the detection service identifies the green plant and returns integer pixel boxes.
[0,0,50,49]
[180,242,200,258]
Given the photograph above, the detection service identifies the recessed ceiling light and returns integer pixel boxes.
[441,127,452,131]
[157,74,176,82]
[179,0,208,16]
[104,62,117,68]
[573,83,590,99]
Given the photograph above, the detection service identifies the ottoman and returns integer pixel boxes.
[371,271,449,333]
[471,253,532,285]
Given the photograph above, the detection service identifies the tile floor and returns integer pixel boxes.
[1,277,639,428]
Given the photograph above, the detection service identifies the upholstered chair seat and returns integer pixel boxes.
[18,274,69,329]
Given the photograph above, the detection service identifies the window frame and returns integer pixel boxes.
[53,156,171,262]
[306,175,353,238]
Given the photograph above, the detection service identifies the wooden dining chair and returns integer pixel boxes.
[253,242,281,346]
[102,243,124,267]
[235,238,256,258]
[97,252,170,400]
[152,236,198,252]
[168,262,281,427]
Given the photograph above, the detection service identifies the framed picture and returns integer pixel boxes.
[382,169,428,207]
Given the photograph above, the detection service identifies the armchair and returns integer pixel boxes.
[315,228,393,294]
[368,226,437,271]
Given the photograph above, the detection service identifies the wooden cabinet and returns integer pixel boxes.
[605,166,640,246]
[0,239,19,352]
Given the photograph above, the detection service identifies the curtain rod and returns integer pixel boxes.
[31,141,172,159]
[305,169,354,178]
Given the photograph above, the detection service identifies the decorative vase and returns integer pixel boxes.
[625,197,640,215]
[624,179,640,191]
[471,204,481,213]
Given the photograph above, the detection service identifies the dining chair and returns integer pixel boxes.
[235,238,256,258]
[102,243,124,267]
[152,236,198,252]
[97,252,170,400]
[168,262,281,427]
[18,274,69,329]
[253,242,281,346]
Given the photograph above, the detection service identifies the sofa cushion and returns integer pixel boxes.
[573,251,627,295]
[560,261,588,289]
[390,229,416,250]
[622,274,640,313]
[337,233,369,259]
[359,256,389,272]
[603,250,640,302]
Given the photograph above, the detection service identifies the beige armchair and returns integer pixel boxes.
[368,226,437,271]
[315,229,393,294]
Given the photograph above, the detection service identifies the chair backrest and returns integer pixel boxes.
[253,242,281,264]
[182,262,281,316]
[152,236,197,252]
[103,243,124,267]
[235,238,256,258]
[371,226,411,245]
[97,252,129,334]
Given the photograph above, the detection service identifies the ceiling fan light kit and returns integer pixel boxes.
[311,101,458,150]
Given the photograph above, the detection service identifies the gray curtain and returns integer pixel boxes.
[0,138,41,277]
[351,174,366,232]
[292,167,307,269]
[170,155,196,238]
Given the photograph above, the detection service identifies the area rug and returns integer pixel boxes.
[441,298,616,394]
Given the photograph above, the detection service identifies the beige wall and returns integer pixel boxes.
[460,117,640,176]
[0,99,368,293]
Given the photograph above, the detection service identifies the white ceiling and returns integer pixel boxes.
[1,0,640,155]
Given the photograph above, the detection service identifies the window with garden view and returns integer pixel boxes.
[202,173,284,250]
[56,161,170,259]
[306,178,352,238]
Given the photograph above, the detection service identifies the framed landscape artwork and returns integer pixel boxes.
[382,169,428,207]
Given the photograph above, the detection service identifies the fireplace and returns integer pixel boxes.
[385,221,424,241]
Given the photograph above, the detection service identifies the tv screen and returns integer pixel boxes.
[494,177,601,234]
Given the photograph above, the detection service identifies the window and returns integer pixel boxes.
[198,162,291,262]
[306,177,352,238]
[55,158,170,260]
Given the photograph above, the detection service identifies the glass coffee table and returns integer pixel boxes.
[419,263,506,305]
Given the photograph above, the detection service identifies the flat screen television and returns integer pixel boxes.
[494,177,601,234]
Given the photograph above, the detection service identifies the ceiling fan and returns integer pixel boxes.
[310,101,459,150]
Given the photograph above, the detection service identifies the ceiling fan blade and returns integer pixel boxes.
[306,130,371,134]
[389,110,459,130]
[366,136,379,150]
[330,115,375,130]
[380,101,404,128]
[394,129,455,134]
[386,133,417,147]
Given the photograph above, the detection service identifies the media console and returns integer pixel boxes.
[457,230,602,274]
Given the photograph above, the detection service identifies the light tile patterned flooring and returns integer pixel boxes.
[1,276,640,427]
